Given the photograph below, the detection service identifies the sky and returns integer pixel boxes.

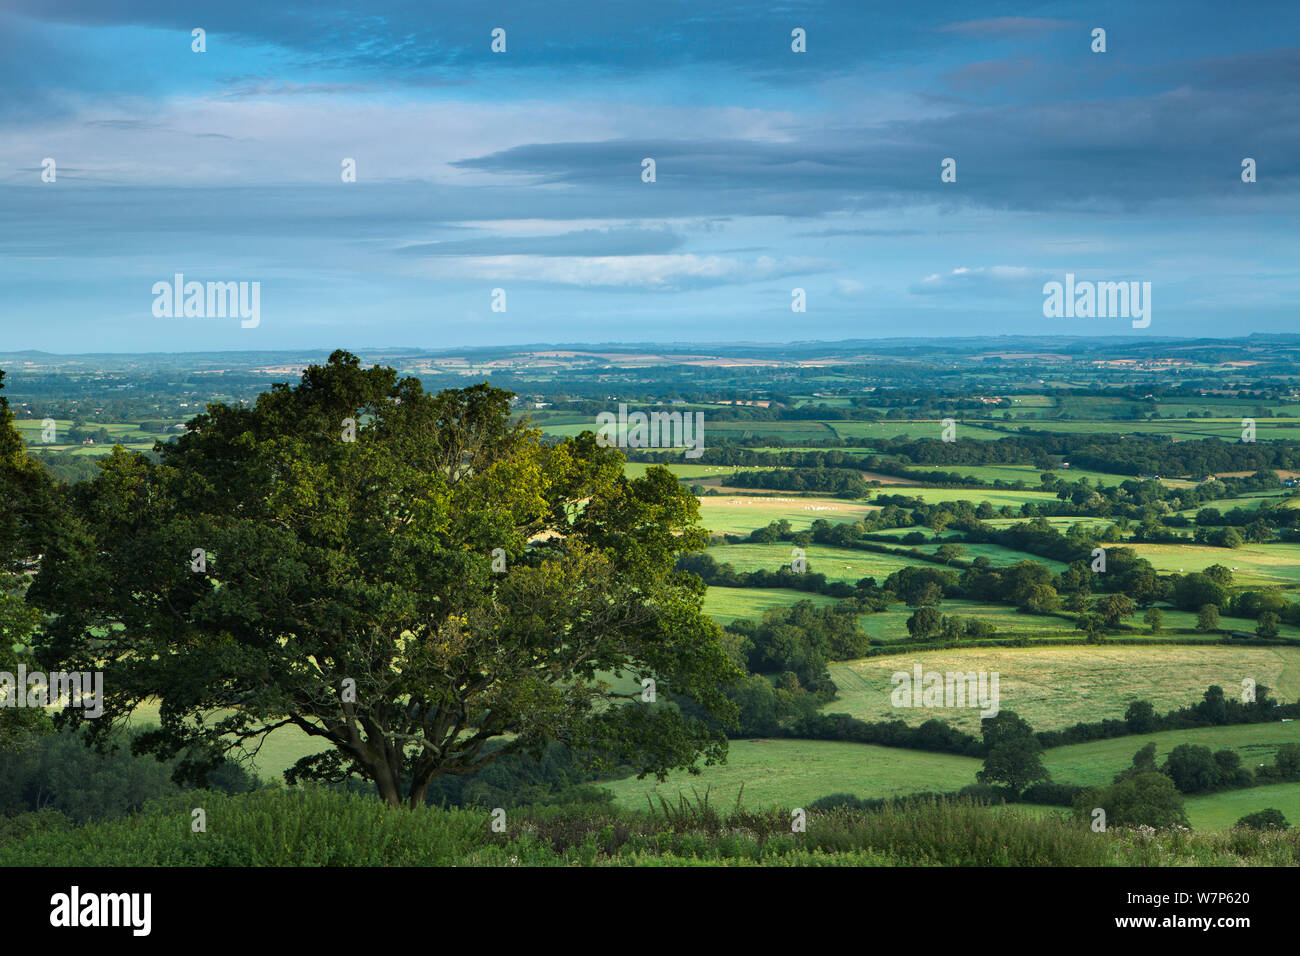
[0,0,1296,352]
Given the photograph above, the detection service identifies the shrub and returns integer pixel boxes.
[1233,809,1288,831]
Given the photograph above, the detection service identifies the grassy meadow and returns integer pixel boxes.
[825,645,1300,733]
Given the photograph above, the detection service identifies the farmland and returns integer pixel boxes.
[12,337,1300,864]
[702,586,841,624]
[598,738,982,810]
[697,497,880,535]
[825,645,1300,733]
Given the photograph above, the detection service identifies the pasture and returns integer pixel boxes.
[1125,541,1300,587]
[697,497,879,535]
[705,542,920,581]
[702,586,842,624]
[857,601,1079,643]
[877,487,1062,509]
[825,645,1300,733]
[1182,781,1300,830]
[598,738,981,810]
[1042,722,1300,788]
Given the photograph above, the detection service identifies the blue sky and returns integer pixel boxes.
[0,0,1296,351]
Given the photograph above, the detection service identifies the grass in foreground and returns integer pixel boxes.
[5,788,1300,866]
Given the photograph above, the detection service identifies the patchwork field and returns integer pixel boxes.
[697,498,880,535]
[17,418,175,455]
[598,738,982,810]
[825,645,1300,733]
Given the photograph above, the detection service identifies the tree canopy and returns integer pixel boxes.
[29,351,740,807]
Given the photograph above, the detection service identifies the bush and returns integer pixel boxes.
[1233,809,1289,831]
[1074,773,1190,830]
[0,726,261,824]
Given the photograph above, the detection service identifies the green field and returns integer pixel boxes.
[1183,781,1300,830]
[901,463,1132,488]
[622,461,766,481]
[125,699,321,783]
[875,487,1062,509]
[702,586,841,624]
[697,499,880,536]
[920,541,1067,571]
[1126,541,1300,587]
[826,645,1300,733]
[598,738,981,810]
[706,542,923,581]
[705,540,1062,583]
[827,421,1010,441]
[995,418,1300,441]
[1043,722,1300,788]
[1154,605,1300,640]
[858,600,1080,643]
[979,516,1116,533]
[17,418,175,455]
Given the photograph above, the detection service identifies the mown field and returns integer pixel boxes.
[825,645,1300,733]
[598,738,981,810]
[697,497,879,535]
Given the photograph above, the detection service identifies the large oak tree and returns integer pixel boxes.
[0,370,56,750]
[30,351,740,806]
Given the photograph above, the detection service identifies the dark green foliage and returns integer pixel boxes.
[0,727,260,824]
[1074,772,1190,830]
[1234,809,1288,831]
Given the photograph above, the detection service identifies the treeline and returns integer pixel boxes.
[713,602,874,736]
[764,684,1300,763]
[656,434,1300,482]
[724,467,874,497]
[1036,684,1299,749]
[676,551,865,600]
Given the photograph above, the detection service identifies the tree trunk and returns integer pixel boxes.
[372,760,403,808]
